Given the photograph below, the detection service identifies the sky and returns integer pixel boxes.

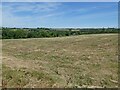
[2,0,120,2]
[1,2,118,28]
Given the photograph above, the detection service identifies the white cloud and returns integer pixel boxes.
[2,2,62,14]
[1,2,118,28]
[2,2,64,27]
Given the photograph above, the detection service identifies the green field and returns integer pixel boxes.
[2,34,118,88]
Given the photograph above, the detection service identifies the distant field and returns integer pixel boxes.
[2,34,118,88]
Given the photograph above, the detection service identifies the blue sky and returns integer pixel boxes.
[2,2,118,28]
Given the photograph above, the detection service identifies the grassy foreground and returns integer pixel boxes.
[2,34,118,88]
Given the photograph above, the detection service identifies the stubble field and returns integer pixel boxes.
[2,34,118,88]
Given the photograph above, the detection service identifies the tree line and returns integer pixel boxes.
[1,27,118,39]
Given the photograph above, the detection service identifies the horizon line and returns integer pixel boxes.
[1,27,118,29]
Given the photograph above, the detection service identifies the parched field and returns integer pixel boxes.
[2,34,118,88]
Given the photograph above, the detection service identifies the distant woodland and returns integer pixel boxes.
[1,27,118,39]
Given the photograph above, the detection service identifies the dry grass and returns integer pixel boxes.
[2,34,118,88]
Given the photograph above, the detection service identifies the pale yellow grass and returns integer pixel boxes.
[2,34,118,88]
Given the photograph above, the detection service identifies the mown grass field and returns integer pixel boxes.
[2,34,118,88]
